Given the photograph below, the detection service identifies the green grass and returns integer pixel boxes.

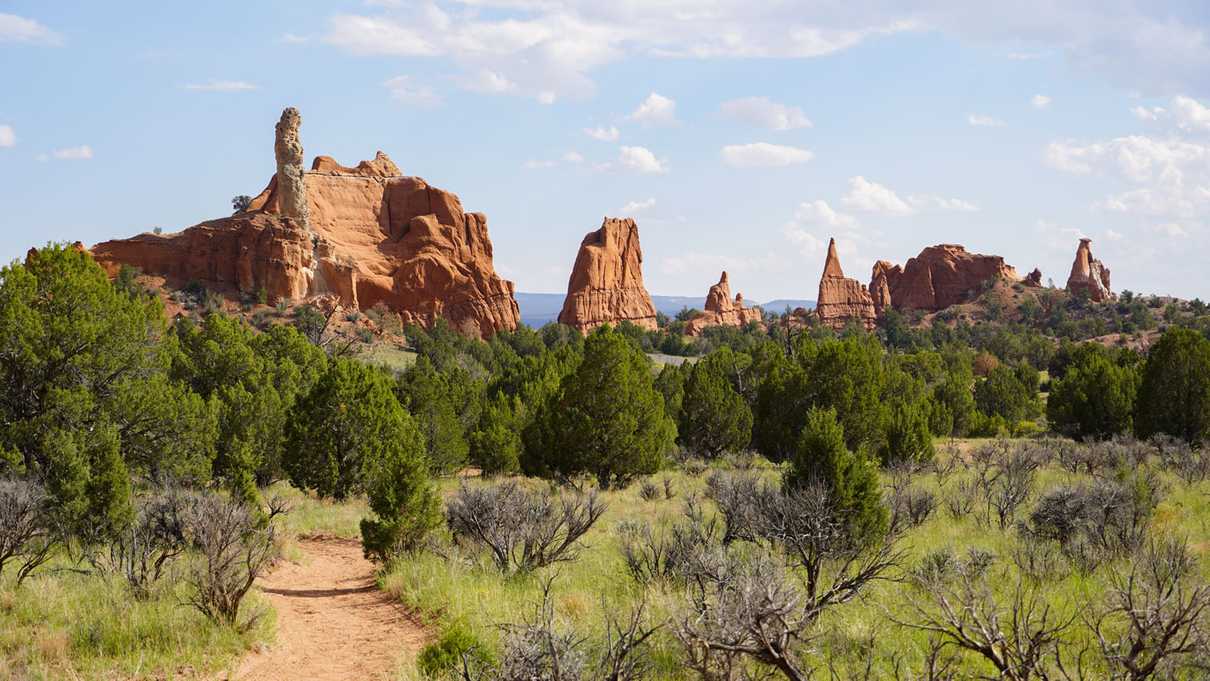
[381,441,1210,680]
[0,557,271,680]
[359,345,419,372]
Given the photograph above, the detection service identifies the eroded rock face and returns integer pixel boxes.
[869,244,1019,313]
[816,238,877,331]
[557,217,658,334]
[1066,238,1113,302]
[685,271,764,335]
[93,108,520,338]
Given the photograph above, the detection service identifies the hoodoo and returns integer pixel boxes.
[92,107,520,338]
[816,238,877,331]
[685,271,764,335]
[869,244,1019,313]
[558,217,658,334]
[1065,238,1113,302]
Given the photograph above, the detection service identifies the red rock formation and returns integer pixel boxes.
[558,217,658,334]
[1024,268,1043,287]
[93,108,519,338]
[868,244,1019,313]
[684,271,764,335]
[1066,238,1113,302]
[816,238,877,331]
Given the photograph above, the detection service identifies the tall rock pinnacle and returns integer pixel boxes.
[1065,238,1113,302]
[274,107,309,224]
[816,237,876,331]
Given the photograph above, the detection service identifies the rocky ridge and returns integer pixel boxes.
[93,108,520,339]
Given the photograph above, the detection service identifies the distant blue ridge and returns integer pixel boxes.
[514,292,816,329]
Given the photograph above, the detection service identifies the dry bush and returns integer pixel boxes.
[618,495,721,586]
[446,481,606,574]
[183,493,282,629]
[1077,539,1210,681]
[96,487,192,599]
[1151,434,1210,484]
[1024,468,1163,573]
[637,478,660,502]
[896,549,1075,681]
[973,443,1040,529]
[704,470,768,544]
[0,478,55,585]
[943,478,978,520]
[889,486,937,533]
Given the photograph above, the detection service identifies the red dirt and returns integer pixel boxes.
[221,536,428,681]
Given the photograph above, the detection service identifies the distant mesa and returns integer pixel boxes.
[868,244,1019,314]
[815,238,877,331]
[684,271,764,335]
[1065,238,1113,302]
[92,107,520,338]
[557,217,658,334]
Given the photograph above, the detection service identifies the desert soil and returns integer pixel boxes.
[222,536,427,681]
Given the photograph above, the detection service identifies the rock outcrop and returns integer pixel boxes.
[93,107,520,338]
[868,244,1019,313]
[1066,238,1113,302]
[685,271,764,335]
[816,238,877,331]
[558,217,658,334]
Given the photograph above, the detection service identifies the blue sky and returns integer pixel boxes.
[3,1,1210,302]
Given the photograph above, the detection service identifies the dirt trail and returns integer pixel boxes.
[223,536,428,681]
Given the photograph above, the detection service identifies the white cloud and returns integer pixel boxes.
[1172,95,1210,132]
[584,126,620,142]
[628,92,677,126]
[1105,229,1125,241]
[320,3,1210,101]
[1132,105,1166,121]
[40,146,93,161]
[183,80,259,92]
[383,75,442,106]
[968,113,1005,127]
[794,200,858,229]
[908,194,980,212]
[279,33,309,44]
[460,70,516,94]
[720,142,813,168]
[1047,135,1210,219]
[0,13,62,45]
[719,97,812,130]
[1032,94,1052,109]
[618,146,668,174]
[1152,222,1189,237]
[842,176,913,215]
[0,125,14,148]
[622,198,657,213]
[537,91,557,105]
[562,151,584,163]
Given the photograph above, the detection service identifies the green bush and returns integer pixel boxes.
[416,622,492,679]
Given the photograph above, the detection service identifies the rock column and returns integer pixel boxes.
[274,107,309,225]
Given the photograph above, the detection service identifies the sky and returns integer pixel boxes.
[2,1,1210,302]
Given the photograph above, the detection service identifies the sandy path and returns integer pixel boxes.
[223,536,428,681]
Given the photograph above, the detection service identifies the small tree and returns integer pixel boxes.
[284,359,409,499]
[879,400,935,465]
[785,407,888,547]
[1134,327,1210,443]
[1048,350,1138,440]
[523,327,676,488]
[359,413,440,561]
[679,351,752,457]
[231,195,253,213]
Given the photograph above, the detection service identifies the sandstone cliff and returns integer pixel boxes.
[558,217,658,334]
[816,238,877,331]
[684,271,764,335]
[869,244,1019,313]
[1066,238,1113,302]
[93,108,520,339]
